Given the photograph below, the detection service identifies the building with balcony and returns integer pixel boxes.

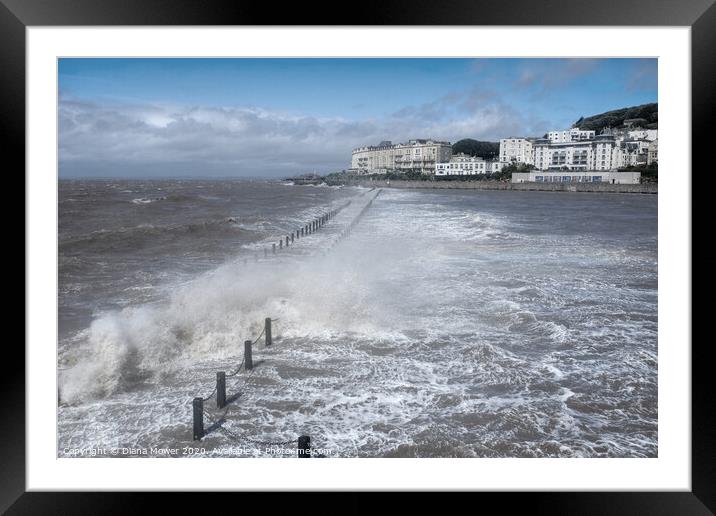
[547,128,596,144]
[499,137,534,165]
[435,154,510,176]
[435,153,486,176]
[351,139,452,174]
[532,129,655,172]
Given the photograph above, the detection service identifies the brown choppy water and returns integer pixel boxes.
[58,180,657,458]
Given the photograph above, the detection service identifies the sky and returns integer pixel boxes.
[58,58,657,178]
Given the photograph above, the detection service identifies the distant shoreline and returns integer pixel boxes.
[325,178,658,194]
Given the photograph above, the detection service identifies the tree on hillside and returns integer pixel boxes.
[452,139,499,159]
[573,103,658,132]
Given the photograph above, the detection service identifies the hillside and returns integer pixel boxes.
[573,103,658,132]
[452,139,500,159]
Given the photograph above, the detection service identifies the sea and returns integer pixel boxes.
[58,179,658,458]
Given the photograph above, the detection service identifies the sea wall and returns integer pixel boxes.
[327,178,658,194]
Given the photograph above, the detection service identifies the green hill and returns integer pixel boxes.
[452,139,500,159]
[573,103,658,132]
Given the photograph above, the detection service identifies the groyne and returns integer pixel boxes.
[327,178,657,194]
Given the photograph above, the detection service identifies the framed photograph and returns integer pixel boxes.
[9,0,713,511]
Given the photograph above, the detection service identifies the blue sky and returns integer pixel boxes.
[59,58,657,177]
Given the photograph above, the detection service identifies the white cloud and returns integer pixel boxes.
[59,92,543,177]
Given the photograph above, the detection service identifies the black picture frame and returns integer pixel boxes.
[6,0,713,512]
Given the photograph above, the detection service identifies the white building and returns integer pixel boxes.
[511,171,641,184]
[351,139,452,174]
[533,138,600,171]
[486,160,507,174]
[547,128,596,144]
[435,154,510,176]
[533,131,654,172]
[499,138,534,165]
[435,153,486,176]
[647,138,658,164]
[628,129,658,142]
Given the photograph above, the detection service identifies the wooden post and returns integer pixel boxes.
[244,340,253,370]
[217,371,226,409]
[298,435,311,458]
[193,397,204,440]
[265,317,272,346]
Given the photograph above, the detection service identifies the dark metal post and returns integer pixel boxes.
[286,236,289,247]
[217,372,226,408]
[272,243,276,254]
[291,233,294,243]
[298,435,311,458]
[244,340,253,370]
[265,317,272,346]
[279,239,283,249]
[193,397,204,440]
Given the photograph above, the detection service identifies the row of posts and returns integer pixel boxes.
[192,318,270,435]
[190,316,312,457]
[327,189,381,251]
[240,199,354,263]
[243,198,364,264]
[268,201,351,257]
